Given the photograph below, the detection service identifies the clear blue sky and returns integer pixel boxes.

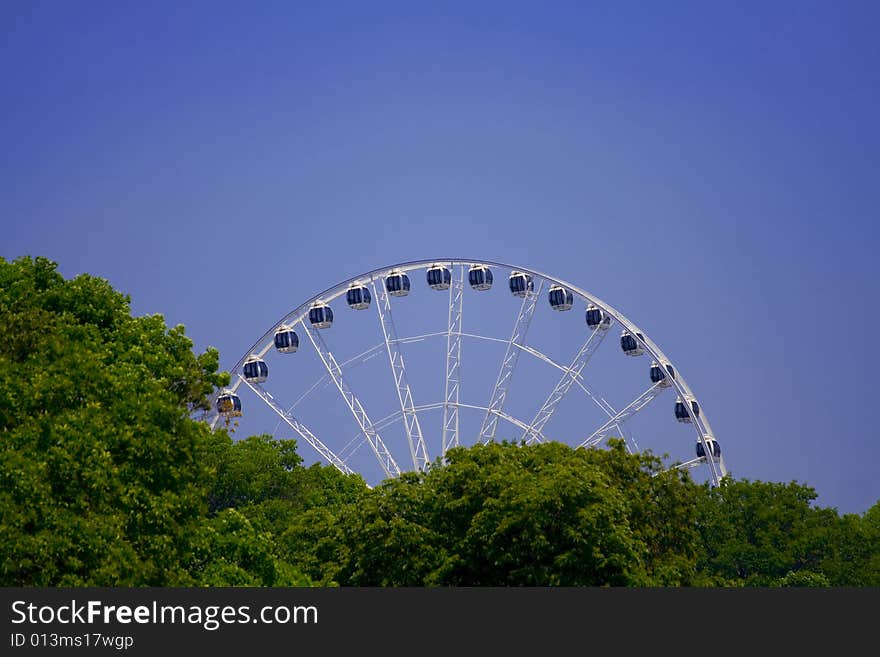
[2,1,878,514]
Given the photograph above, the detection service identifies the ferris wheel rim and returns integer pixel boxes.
[210,258,726,484]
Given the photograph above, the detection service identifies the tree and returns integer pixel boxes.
[428,440,703,586]
[814,500,880,586]
[0,255,290,585]
[203,432,368,585]
[288,440,705,586]
[186,509,313,586]
[694,478,841,586]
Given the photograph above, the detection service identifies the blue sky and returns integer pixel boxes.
[2,1,879,514]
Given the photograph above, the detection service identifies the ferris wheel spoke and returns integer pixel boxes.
[238,377,354,476]
[479,280,544,444]
[442,264,464,456]
[371,278,430,471]
[520,321,613,444]
[300,320,401,479]
[577,382,667,449]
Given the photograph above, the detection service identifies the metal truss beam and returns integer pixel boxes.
[442,265,464,456]
[372,278,430,471]
[479,281,544,443]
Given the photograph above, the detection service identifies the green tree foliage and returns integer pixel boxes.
[186,509,313,586]
[0,256,218,584]
[203,433,366,516]
[202,432,367,570]
[811,500,880,587]
[283,442,880,588]
[0,256,319,585]
[204,434,305,513]
[862,502,880,583]
[693,478,880,586]
[187,434,365,586]
[283,440,705,586]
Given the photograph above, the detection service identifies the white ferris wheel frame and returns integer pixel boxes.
[207,259,727,486]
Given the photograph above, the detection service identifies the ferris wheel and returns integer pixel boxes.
[208,259,727,486]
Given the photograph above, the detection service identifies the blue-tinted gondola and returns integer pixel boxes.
[675,397,700,423]
[216,390,242,416]
[274,325,299,353]
[468,264,493,291]
[346,283,372,309]
[621,330,645,356]
[386,270,411,297]
[242,355,268,383]
[309,302,334,329]
[509,271,533,297]
[548,285,574,311]
[696,437,721,459]
[426,264,452,291]
[650,361,674,386]
[586,304,611,331]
